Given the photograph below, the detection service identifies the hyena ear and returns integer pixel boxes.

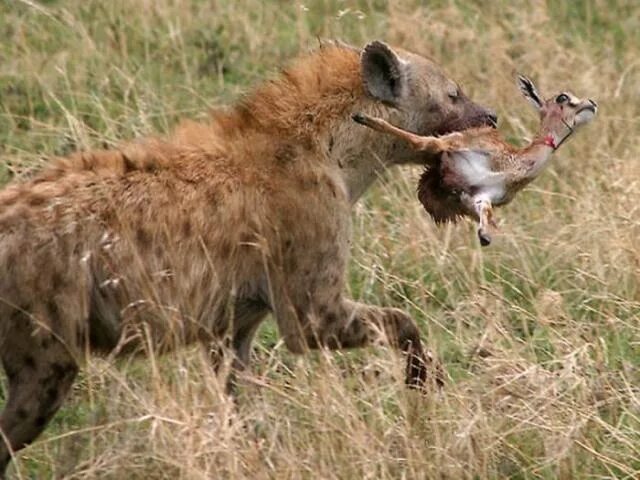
[517,74,543,109]
[361,41,408,106]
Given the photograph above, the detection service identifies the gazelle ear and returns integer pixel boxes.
[517,74,543,109]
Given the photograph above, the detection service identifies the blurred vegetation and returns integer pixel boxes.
[0,0,638,478]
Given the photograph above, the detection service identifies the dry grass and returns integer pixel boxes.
[1,0,639,478]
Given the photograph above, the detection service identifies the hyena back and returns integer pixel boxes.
[0,41,495,473]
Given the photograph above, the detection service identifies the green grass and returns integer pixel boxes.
[1,0,639,478]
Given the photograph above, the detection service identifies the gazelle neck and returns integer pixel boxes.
[524,140,553,175]
[534,117,575,152]
[522,120,574,178]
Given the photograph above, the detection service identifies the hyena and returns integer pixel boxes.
[353,75,597,245]
[0,40,496,473]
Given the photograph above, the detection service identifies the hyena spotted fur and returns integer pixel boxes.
[0,40,496,473]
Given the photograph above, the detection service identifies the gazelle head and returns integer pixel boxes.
[517,75,597,148]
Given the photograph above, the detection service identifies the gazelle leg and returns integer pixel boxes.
[352,113,448,153]
[487,206,498,229]
[473,197,495,246]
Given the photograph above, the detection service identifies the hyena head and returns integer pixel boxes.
[360,41,497,162]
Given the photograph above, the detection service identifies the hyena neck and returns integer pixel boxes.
[324,110,401,204]
[207,45,404,204]
[206,46,394,203]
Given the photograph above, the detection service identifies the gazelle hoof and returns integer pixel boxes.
[478,230,492,247]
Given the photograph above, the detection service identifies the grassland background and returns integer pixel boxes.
[0,0,639,478]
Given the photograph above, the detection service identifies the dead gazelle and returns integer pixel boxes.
[353,75,597,245]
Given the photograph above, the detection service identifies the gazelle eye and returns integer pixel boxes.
[555,93,569,104]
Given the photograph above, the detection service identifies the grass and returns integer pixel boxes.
[1,0,639,478]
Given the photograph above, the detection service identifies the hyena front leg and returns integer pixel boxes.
[352,113,457,154]
[0,313,79,476]
[321,300,444,388]
[273,292,444,388]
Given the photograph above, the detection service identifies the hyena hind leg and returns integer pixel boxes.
[204,302,269,395]
[0,314,79,476]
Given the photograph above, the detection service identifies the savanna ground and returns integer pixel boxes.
[0,0,639,478]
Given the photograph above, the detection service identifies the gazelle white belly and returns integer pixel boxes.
[448,150,508,203]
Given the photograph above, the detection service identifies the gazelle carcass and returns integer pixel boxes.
[353,75,597,246]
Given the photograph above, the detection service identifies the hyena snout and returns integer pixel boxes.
[456,101,498,131]
[431,100,498,136]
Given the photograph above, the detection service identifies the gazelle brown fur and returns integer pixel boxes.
[353,75,597,246]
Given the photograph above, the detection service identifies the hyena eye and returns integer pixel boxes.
[448,88,460,101]
[555,93,569,104]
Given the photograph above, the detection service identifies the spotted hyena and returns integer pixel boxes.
[0,40,496,473]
